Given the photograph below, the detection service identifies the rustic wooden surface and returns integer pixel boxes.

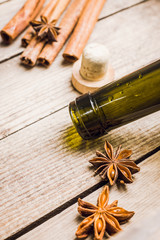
[18,151,160,240]
[0,0,160,140]
[0,0,160,239]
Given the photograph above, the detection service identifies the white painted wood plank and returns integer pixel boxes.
[0,0,12,5]
[0,0,160,139]
[0,0,145,61]
[0,106,159,239]
[19,151,160,240]
[112,208,160,240]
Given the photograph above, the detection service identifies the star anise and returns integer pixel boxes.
[30,16,60,42]
[76,186,134,239]
[89,141,140,185]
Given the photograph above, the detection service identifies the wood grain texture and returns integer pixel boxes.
[0,0,160,239]
[0,0,145,62]
[18,151,160,240]
[112,208,160,240]
[0,0,160,140]
[0,106,160,239]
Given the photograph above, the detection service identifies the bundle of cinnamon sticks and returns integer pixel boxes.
[0,0,106,67]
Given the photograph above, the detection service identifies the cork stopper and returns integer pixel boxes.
[80,43,109,81]
[72,43,114,94]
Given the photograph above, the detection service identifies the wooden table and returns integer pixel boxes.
[0,0,160,239]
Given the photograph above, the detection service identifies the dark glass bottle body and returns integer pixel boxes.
[69,60,160,140]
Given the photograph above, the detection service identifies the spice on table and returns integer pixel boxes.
[0,0,45,44]
[22,0,59,47]
[63,0,106,62]
[20,0,71,67]
[30,16,60,42]
[37,0,88,66]
[89,141,140,185]
[76,186,134,239]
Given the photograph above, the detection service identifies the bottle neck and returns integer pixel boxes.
[69,59,160,140]
[69,93,106,139]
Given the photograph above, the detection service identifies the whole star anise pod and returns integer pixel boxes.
[89,141,140,185]
[76,186,134,239]
[30,16,60,42]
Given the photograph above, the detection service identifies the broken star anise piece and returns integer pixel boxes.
[89,141,140,185]
[76,186,134,240]
[30,16,60,42]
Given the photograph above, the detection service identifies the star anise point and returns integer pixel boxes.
[89,141,140,185]
[30,15,60,42]
[76,186,134,239]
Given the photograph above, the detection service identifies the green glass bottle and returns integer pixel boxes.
[69,59,160,140]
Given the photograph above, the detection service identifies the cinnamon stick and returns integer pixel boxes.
[63,0,106,62]
[21,0,59,47]
[38,0,88,67]
[0,0,45,44]
[20,0,71,66]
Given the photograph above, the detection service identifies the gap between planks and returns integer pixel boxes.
[0,0,160,140]
[0,107,160,239]
[98,0,149,21]
[0,105,67,141]
[0,1,160,238]
[16,151,160,240]
[0,0,12,5]
[0,52,22,64]
[0,0,147,63]
[5,146,160,240]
